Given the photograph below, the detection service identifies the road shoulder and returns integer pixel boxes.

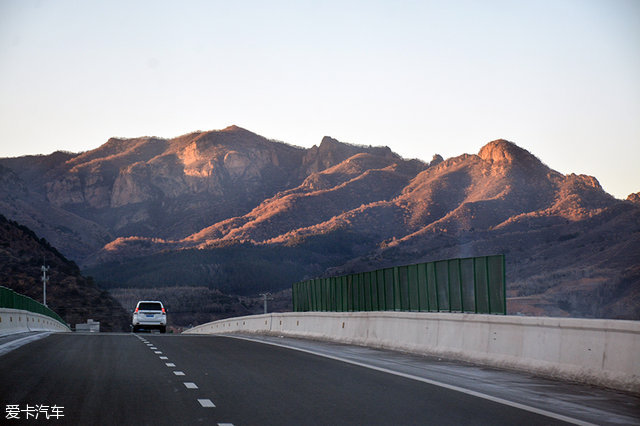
[221,333,640,426]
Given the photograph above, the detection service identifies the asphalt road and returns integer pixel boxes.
[0,333,626,425]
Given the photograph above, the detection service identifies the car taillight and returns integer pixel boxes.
[135,307,139,313]
[162,308,166,314]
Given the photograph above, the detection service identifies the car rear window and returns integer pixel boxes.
[138,302,162,311]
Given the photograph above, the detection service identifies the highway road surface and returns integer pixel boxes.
[1,332,638,425]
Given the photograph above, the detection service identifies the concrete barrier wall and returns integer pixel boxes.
[0,308,71,335]
[185,311,640,394]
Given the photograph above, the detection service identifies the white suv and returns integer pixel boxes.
[132,300,167,333]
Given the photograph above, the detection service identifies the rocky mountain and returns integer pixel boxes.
[1,126,402,254]
[0,214,130,331]
[1,126,638,322]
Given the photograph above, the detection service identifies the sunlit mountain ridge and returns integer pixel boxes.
[1,126,637,322]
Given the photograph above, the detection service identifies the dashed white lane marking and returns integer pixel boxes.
[136,335,223,416]
[218,423,234,426]
[198,399,215,408]
[154,351,162,354]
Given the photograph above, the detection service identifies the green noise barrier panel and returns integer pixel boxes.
[0,286,67,325]
[293,255,506,314]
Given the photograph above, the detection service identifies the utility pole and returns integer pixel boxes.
[41,260,50,307]
[259,293,271,314]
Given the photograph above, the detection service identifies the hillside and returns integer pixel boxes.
[0,214,130,331]
[0,126,399,254]
[1,127,638,323]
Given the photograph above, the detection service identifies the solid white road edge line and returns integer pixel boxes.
[0,332,52,357]
[224,335,595,426]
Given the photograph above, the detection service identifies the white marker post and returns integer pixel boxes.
[41,262,50,307]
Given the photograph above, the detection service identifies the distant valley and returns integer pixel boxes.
[1,125,638,324]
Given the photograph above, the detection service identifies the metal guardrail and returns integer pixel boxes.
[0,286,67,325]
[293,255,506,314]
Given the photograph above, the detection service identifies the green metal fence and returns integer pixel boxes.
[293,255,506,314]
[0,286,67,325]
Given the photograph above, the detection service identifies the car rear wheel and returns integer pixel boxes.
[160,326,166,333]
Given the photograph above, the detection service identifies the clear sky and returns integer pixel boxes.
[0,0,638,199]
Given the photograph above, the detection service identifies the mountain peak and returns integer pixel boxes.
[429,154,444,167]
[221,125,249,133]
[478,139,544,169]
[479,139,522,161]
[319,136,342,146]
[565,173,603,190]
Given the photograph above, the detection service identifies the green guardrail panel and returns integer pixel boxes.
[474,257,489,313]
[293,255,506,315]
[460,257,476,313]
[448,259,462,312]
[0,286,67,326]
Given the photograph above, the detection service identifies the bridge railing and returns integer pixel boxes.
[293,255,506,314]
[0,286,67,325]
